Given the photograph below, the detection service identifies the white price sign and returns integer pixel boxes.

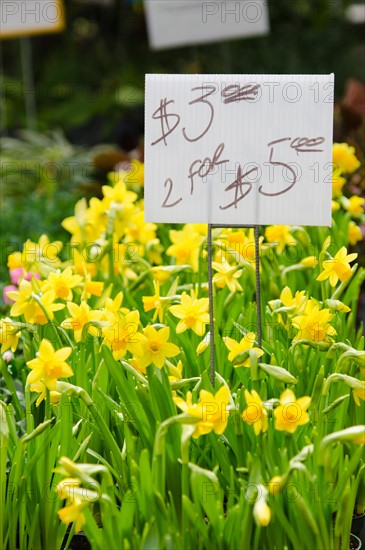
[144,74,334,226]
[144,0,269,50]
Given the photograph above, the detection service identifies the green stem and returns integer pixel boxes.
[0,402,9,549]
[0,360,24,419]
[31,293,63,347]
[56,382,125,487]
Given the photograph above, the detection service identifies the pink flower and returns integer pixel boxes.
[10,268,40,285]
[10,268,25,285]
[25,271,40,281]
[3,285,18,304]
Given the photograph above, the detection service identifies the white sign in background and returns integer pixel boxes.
[144,0,269,50]
[0,0,64,39]
[144,74,334,227]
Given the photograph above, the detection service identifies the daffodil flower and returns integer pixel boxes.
[174,386,230,438]
[212,261,243,292]
[274,389,311,434]
[223,332,263,367]
[61,301,104,342]
[138,325,180,369]
[241,389,268,435]
[26,339,73,394]
[169,290,209,336]
[0,318,21,353]
[42,267,82,301]
[317,246,357,287]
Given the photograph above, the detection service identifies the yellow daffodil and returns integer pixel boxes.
[220,229,246,248]
[7,280,64,324]
[345,196,365,217]
[151,266,173,284]
[102,310,145,360]
[348,222,362,246]
[274,389,311,433]
[317,246,357,287]
[71,248,97,277]
[265,225,295,254]
[102,180,137,207]
[174,386,230,438]
[168,360,183,383]
[138,326,180,369]
[103,291,129,318]
[169,290,209,336]
[7,235,62,274]
[241,389,268,435]
[26,339,73,393]
[129,356,147,376]
[58,500,87,534]
[62,198,102,244]
[212,261,243,292]
[279,286,307,314]
[217,229,245,263]
[86,197,108,230]
[101,181,137,239]
[82,278,104,300]
[292,302,336,342]
[56,477,98,534]
[28,380,61,407]
[123,159,145,188]
[191,224,207,236]
[0,318,20,353]
[223,332,263,367]
[167,225,204,272]
[219,228,262,265]
[125,210,157,246]
[6,279,37,317]
[332,173,346,198]
[332,143,360,174]
[151,265,191,284]
[42,267,82,301]
[57,476,82,497]
[353,385,365,406]
[142,280,164,322]
[61,301,104,342]
[332,200,340,213]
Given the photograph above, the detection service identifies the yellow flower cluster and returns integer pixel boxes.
[331,144,364,234]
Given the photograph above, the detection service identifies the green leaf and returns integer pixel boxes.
[259,363,298,384]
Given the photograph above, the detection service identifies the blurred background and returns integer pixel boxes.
[0,0,364,276]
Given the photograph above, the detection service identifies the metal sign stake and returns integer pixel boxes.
[20,37,37,130]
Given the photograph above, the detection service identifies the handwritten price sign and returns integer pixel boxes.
[144,74,334,226]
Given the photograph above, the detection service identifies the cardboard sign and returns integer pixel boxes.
[144,74,334,226]
[144,0,269,50]
[0,0,65,39]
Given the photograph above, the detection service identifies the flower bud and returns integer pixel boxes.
[259,363,297,384]
[300,256,318,268]
[2,351,14,363]
[268,475,284,495]
[196,332,210,355]
[253,498,271,526]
